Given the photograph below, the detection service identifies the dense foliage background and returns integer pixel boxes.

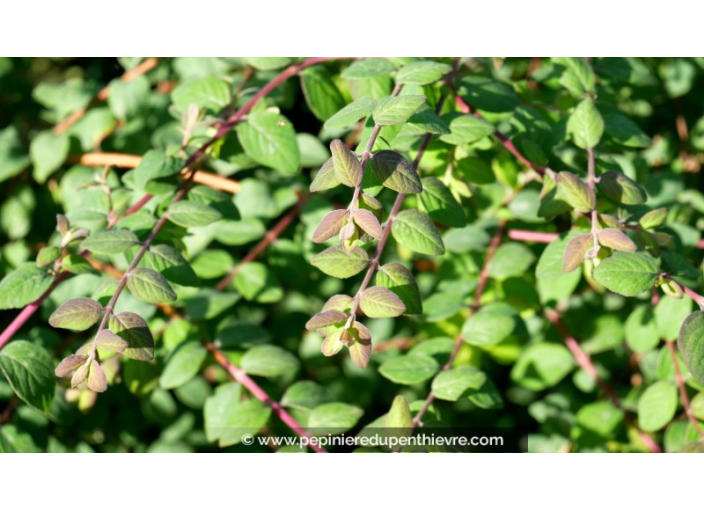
[1,57,703,453]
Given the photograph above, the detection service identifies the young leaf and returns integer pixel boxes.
[598,171,647,205]
[360,286,406,318]
[598,228,637,252]
[310,158,340,192]
[372,95,426,126]
[392,209,444,256]
[376,263,422,315]
[369,150,422,194]
[87,360,107,393]
[55,355,88,378]
[236,112,300,176]
[310,244,369,279]
[168,200,222,227]
[353,208,383,239]
[557,171,595,213]
[323,97,376,130]
[127,267,177,304]
[36,246,61,267]
[592,251,660,296]
[305,309,347,331]
[312,209,348,243]
[0,262,54,310]
[563,234,593,272]
[419,176,466,228]
[678,311,704,385]
[347,322,372,369]
[0,341,55,413]
[321,330,345,356]
[95,329,128,354]
[567,97,604,149]
[330,139,362,187]
[49,297,103,331]
[323,294,355,313]
[81,229,139,255]
[110,312,155,361]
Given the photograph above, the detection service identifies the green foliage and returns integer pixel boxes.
[2,56,704,454]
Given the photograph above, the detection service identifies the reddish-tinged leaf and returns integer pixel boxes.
[305,309,347,331]
[87,360,107,393]
[360,286,406,318]
[49,298,103,331]
[354,208,383,239]
[312,209,348,243]
[321,330,345,356]
[330,139,362,187]
[563,234,593,272]
[55,355,88,378]
[598,228,637,252]
[95,329,129,354]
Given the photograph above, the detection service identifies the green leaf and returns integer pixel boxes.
[281,381,332,411]
[407,106,450,134]
[0,126,30,183]
[168,200,222,227]
[160,340,207,390]
[330,139,362,187]
[310,158,340,193]
[308,402,364,434]
[432,366,486,401]
[342,59,396,79]
[127,267,177,304]
[300,66,345,121]
[0,341,54,413]
[48,297,103,331]
[205,383,271,447]
[625,305,660,353]
[243,57,291,70]
[593,251,660,297]
[236,112,300,176]
[108,75,150,119]
[310,244,369,279]
[603,112,651,148]
[557,171,595,213]
[133,150,185,190]
[379,354,439,385]
[171,77,231,112]
[639,207,668,229]
[372,95,426,126]
[384,395,413,428]
[439,113,495,145]
[241,345,299,377]
[678,311,704,385]
[36,246,61,267]
[598,171,647,205]
[233,262,283,303]
[110,312,155,361]
[391,209,445,256]
[638,381,678,432]
[370,150,422,194]
[0,262,54,310]
[655,295,692,340]
[511,343,575,391]
[462,307,517,347]
[81,229,139,255]
[460,76,519,113]
[376,263,422,315]
[488,242,536,279]
[554,57,595,96]
[61,254,94,275]
[419,176,466,228]
[567,97,604,149]
[29,131,69,183]
[360,286,406,318]
[323,97,376,130]
[396,61,452,85]
[143,244,199,287]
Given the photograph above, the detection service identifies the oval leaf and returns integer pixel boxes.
[49,298,103,331]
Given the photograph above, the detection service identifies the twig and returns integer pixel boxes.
[74,153,242,194]
[54,58,159,135]
[666,339,704,441]
[508,229,559,243]
[545,309,663,453]
[410,220,505,431]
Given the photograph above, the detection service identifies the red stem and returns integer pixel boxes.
[545,309,663,453]
[666,340,704,441]
[508,229,558,243]
[205,343,328,453]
